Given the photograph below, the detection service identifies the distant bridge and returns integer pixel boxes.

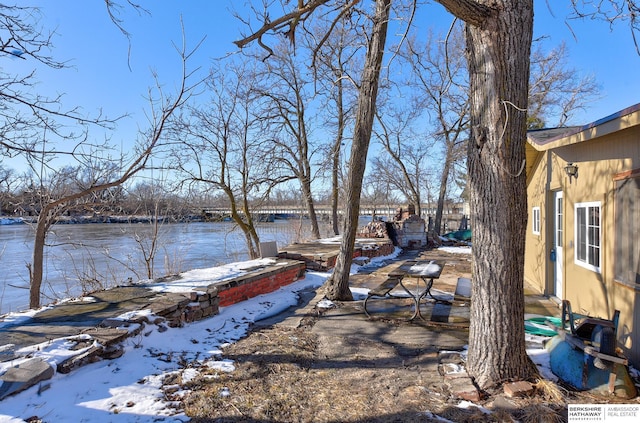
[200,204,465,219]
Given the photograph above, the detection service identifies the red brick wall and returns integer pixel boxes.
[216,263,306,307]
[360,242,395,259]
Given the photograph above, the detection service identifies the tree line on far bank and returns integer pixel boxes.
[0,173,321,221]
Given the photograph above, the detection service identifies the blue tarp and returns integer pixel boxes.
[524,316,561,337]
[443,229,472,242]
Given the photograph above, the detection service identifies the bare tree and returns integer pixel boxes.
[362,169,401,219]
[234,0,405,299]
[323,0,391,300]
[421,0,536,389]
[26,36,200,308]
[0,165,19,215]
[527,41,600,128]
[126,181,162,216]
[1,5,117,160]
[173,61,290,259]
[568,1,640,55]
[132,201,162,279]
[401,28,469,235]
[313,20,361,235]
[115,179,177,280]
[402,27,598,235]
[369,150,434,214]
[256,40,322,239]
[373,99,430,216]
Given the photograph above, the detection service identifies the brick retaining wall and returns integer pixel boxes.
[144,259,306,327]
[280,238,394,271]
[359,241,395,259]
[214,262,306,307]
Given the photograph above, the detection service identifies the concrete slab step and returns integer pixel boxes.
[0,358,54,400]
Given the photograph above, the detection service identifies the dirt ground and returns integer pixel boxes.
[181,320,576,422]
[178,250,640,422]
[185,323,462,422]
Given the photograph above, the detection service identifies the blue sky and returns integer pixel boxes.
[6,1,640,167]
[532,1,640,121]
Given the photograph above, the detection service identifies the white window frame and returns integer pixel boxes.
[532,207,541,235]
[574,201,601,273]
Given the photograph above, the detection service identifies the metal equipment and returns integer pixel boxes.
[545,300,636,398]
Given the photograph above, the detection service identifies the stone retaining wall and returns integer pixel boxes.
[144,259,306,327]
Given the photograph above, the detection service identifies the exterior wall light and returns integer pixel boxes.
[564,162,578,183]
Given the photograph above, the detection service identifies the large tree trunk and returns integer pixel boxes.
[228,187,260,259]
[300,173,321,239]
[331,141,341,235]
[331,81,345,236]
[30,210,50,309]
[464,0,538,388]
[434,154,452,235]
[324,0,391,300]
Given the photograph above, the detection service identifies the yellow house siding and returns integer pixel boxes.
[559,134,640,364]
[525,105,640,367]
[610,281,640,352]
[525,150,548,293]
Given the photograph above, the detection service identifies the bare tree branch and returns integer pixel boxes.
[435,0,494,27]
[1,5,122,160]
[234,0,337,58]
[568,0,640,54]
[103,0,151,69]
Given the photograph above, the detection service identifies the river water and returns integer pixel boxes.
[0,219,341,314]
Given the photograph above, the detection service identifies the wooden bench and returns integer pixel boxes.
[454,277,472,302]
[363,276,405,318]
[367,277,401,298]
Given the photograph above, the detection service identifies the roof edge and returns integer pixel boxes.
[527,102,640,149]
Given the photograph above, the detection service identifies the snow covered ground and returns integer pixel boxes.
[0,269,329,422]
[0,246,560,422]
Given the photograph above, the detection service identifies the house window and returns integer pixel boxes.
[614,174,640,285]
[555,195,563,248]
[575,202,601,272]
[532,207,540,235]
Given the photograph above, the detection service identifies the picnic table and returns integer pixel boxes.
[364,259,446,321]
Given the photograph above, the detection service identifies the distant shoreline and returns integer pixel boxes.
[0,215,207,226]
